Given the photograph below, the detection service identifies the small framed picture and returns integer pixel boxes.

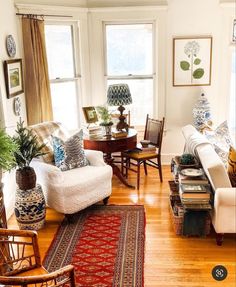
[173,36,212,86]
[4,59,24,98]
[82,106,98,123]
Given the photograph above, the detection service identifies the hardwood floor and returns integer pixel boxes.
[8,165,236,287]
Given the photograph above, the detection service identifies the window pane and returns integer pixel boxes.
[108,79,153,126]
[45,25,75,79]
[106,24,153,76]
[50,81,78,130]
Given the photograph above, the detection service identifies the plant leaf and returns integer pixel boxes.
[193,68,204,79]
[194,58,201,65]
[180,61,190,71]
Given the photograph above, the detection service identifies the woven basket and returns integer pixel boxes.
[16,167,36,190]
[169,198,184,235]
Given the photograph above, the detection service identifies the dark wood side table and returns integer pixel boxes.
[84,128,137,188]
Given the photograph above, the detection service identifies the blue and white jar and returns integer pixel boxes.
[192,93,212,131]
[15,184,46,230]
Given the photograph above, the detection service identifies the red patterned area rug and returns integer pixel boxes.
[43,205,145,287]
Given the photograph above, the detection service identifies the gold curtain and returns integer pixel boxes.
[22,16,53,125]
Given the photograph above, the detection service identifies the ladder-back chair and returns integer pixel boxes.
[122,115,165,189]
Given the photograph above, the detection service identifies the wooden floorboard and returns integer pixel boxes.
[8,165,236,286]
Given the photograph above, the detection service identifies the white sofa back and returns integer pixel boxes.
[182,125,231,191]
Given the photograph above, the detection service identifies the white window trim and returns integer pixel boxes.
[45,21,82,129]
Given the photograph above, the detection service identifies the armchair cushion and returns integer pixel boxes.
[52,130,88,171]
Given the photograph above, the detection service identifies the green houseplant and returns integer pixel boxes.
[0,129,18,174]
[13,120,46,190]
[96,106,113,136]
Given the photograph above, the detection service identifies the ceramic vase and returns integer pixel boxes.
[192,93,212,131]
[15,184,46,230]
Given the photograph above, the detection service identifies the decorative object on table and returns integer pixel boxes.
[107,83,132,131]
[4,59,24,98]
[111,130,128,138]
[192,93,212,131]
[180,168,204,177]
[15,184,46,230]
[96,105,113,137]
[12,120,46,230]
[227,145,236,187]
[6,35,16,58]
[13,96,21,116]
[82,106,98,124]
[203,120,234,166]
[232,19,236,43]
[173,36,212,86]
[52,129,89,171]
[43,205,145,287]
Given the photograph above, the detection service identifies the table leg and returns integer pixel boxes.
[104,153,135,189]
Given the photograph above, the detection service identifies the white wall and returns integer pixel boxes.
[0,0,27,218]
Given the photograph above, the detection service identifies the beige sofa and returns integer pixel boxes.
[182,125,236,245]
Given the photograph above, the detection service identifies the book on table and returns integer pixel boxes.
[111,130,128,138]
[178,173,209,185]
[180,184,209,193]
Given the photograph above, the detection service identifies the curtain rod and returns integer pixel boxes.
[16,13,72,18]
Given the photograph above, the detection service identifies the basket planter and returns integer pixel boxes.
[15,184,46,230]
[16,167,36,190]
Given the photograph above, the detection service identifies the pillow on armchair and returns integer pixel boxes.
[228,146,236,187]
[52,130,89,171]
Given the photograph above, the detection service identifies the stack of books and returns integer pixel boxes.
[83,125,103,139]
[179,183,211,208]
[137,143,157,154]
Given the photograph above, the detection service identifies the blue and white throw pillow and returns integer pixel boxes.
[204,121,234,166]
[52,130,89,171]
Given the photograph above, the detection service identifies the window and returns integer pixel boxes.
[105,23,154,126]
[45,24,80,131]
[229,50,236,141]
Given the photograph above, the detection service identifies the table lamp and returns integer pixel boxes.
[107,84,132,131]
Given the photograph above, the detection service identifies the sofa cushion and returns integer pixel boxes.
[204,121,233,166]
[228,146,236,187]
[52,130,89,171]
[30,121,69,163]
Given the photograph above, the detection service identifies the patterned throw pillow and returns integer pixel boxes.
[204,121,234,166]
[52,130,89,171]
[30,122,69,163]
[228,146,236,187]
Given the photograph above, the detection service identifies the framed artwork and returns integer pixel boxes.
[82,106,98,123]
[4,59,24,98]
[173,36,212,86]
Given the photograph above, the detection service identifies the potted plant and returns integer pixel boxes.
[96,106,113,136]
[12,120,47,230]
[0,128,18,179]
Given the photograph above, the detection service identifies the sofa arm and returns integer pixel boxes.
[214,188,236,207]
[31,159,64,184]
[85,149,106,166]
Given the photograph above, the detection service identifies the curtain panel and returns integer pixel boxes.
[22,17,53,125]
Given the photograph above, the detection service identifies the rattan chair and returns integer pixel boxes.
[0,228,75,286]
[122,115,165,189]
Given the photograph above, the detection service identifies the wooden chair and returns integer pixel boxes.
[0,228,75,286]
[121,115,165,189]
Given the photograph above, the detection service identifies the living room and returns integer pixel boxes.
[0,0,235,286]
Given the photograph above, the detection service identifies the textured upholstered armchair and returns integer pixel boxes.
[29,122,113,216]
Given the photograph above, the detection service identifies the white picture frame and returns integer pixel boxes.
[173,36,212,87]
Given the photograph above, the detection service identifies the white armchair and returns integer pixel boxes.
[29,122,112,216]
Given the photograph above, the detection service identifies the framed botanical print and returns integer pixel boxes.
[82,106,98,123]
[4,59,24,98]
[173,36,212,86]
